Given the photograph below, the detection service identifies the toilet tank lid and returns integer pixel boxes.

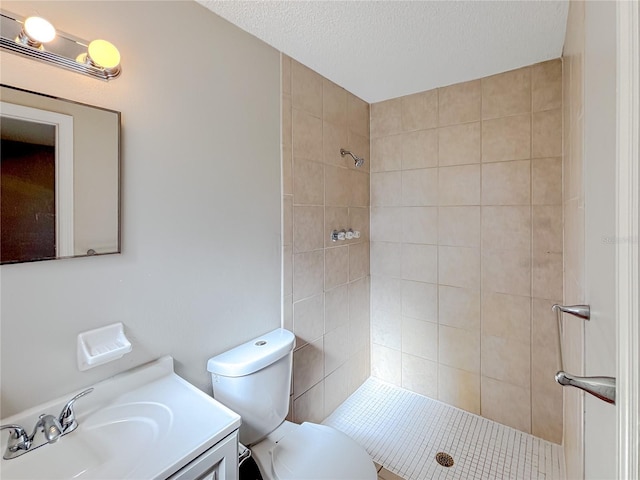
[207,328,296,377]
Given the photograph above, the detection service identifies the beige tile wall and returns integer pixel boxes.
[562,1,586,477]
[282,54,371,423]
[370,60,564,443]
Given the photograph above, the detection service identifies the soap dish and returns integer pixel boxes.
[77,323,132,371]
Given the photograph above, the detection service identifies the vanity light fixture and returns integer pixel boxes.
[76,39,121,77]
[0,10,122,81]
[16,16,56,48]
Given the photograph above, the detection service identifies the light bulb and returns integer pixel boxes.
[23,16,56,44]
[87,39,120,70]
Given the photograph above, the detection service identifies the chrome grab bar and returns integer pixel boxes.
[555,371,616,404]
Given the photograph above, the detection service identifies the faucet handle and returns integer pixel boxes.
[1,424,30,459]
[58,388,94,433]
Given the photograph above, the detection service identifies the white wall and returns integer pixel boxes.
[0,1,281,417]
[562,1,618,477]
[583,2,617,478]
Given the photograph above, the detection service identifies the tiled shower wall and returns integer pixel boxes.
[369,60,564,444]
[281,55,371,423]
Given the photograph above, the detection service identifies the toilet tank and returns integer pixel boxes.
[207,328,295,446]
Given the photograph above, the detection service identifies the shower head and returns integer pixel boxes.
[340,149,365,168]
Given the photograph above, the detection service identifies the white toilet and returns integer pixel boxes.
[207,328,377,480]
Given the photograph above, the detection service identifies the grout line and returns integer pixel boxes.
[529,87,534,436]
[479,76,484,417]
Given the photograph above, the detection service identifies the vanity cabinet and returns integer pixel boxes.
[168,430,238,480]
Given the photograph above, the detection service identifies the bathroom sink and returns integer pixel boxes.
[0,357,241,479]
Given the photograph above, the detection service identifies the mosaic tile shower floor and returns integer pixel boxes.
[323,378,565,480]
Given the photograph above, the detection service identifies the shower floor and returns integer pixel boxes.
[323,378,565,480]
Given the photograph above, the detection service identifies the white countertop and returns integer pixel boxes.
[0,356,241,479]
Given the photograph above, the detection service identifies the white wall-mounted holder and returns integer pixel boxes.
[77,322,132,371]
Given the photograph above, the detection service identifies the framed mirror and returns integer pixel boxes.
[0,84,120,264]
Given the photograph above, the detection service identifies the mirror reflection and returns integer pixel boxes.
[0,85,120,264]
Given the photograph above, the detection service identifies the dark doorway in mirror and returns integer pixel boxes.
[1,139,56,263]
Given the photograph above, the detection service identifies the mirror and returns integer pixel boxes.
[0,84,120,264]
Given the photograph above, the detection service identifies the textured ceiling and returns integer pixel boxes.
[198,1,569,104]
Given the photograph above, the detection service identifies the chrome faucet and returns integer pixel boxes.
[0,388,93,460]
[0,424,31,458]
[555,371,616,404]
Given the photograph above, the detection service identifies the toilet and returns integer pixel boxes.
[207,328,377,480]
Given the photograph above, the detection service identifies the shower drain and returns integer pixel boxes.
[435,452,454,467]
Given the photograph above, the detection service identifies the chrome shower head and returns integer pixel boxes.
[340,149,365,168]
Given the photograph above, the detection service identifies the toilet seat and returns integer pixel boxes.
[269,422,377,480]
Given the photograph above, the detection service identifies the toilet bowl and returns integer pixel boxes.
[250,421,375,480]
[207,328,377,480]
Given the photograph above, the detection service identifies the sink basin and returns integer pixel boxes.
[0,357,241,479]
